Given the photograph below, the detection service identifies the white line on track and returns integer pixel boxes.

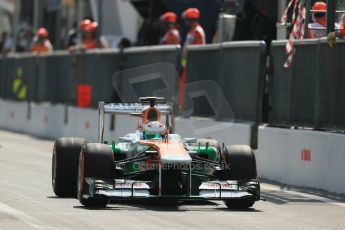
[0,202,57,229]
[261,183,345,208]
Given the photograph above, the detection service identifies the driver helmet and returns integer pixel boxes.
[143,121,166,140]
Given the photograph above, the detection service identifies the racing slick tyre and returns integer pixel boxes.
[78,143,114,208]
[224,198,255,209]
[223,145,257,209]
[52,137,87,197]
[223,145,257,180]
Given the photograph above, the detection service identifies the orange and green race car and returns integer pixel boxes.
[52,97,260,209]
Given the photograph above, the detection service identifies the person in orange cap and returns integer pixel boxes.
[306,1,327,38]
[82,22,108,49]
[80,19,91,31]
[65,19,92,50]
[182,8,205,46]
[179,8,206,111]
[31,27,53,53]
[160,12,180,45]
[181,8,206,66]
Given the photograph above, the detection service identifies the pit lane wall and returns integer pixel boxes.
[1,99,344,195]
[0,99,251,145]
[256,126,345,195]
[0,42,266,126]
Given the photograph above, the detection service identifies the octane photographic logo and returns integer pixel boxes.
[112,62,235,137]
[121,162,231,171]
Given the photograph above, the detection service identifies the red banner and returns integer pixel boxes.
[77,84,92,108]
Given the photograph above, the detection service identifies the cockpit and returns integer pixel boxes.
[141,107,161,124]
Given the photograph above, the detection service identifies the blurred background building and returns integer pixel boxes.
[0,0,16,33]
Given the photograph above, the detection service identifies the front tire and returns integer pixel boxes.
[78,143,114,208]
[52,137,87,197]
[224,198,255,209]
[223,145,257,180]
[223,145,258,209]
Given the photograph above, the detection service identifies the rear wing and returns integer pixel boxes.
[102,103,173,115]
[98,97,174,143]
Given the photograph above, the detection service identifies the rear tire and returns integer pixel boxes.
[52,137,87,197]
[78,143,114,208]
[223,145,257,209]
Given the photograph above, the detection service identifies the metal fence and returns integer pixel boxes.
[186,41,266,123]
[0,42,266,125]
[269,39,345,130]
[113,45,181,103]
[2,39,345,130]
[0,46,180,108]
[0,53,37,101]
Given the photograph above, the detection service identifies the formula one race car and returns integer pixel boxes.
[52,97,260,209]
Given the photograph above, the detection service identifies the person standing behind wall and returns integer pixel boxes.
[181,8,206,66]
[183,8,206,46]
[31,28,53,53]
[327,13,345,47]
[83,22,108,49]
[179,8,206,110]
[327,22,345,46]
[160,12,181,45]
[306,1,327,39]
[67,20,108,51]
[0,31,13,55]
